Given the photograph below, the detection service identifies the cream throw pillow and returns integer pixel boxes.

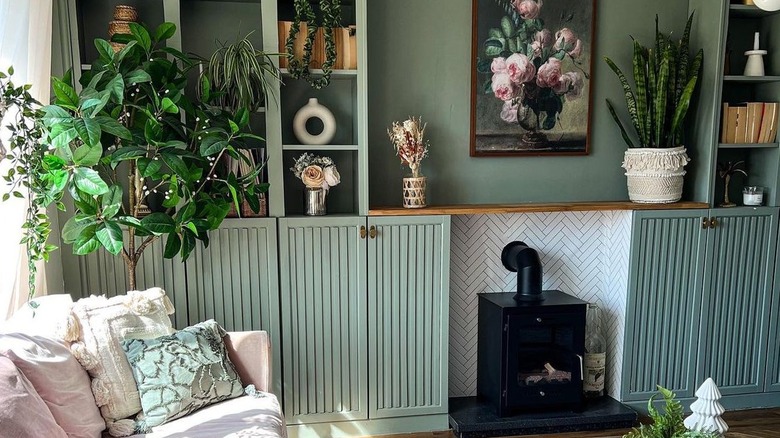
[69,288,175,437]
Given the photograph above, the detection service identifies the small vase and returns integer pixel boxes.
[402,176,427,209]
[304,187,327,216]
[293,98,337,145]
[517,105,548,149]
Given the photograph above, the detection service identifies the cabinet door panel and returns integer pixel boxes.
[622,210,708,401]
[699,208,777,395]
[184,218,281,395]
[279,217,367,424]
[368,216,450,418]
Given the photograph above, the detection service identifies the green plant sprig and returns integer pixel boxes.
[605,13,703,148]
[623,386,719,438]
[285,0,342,89]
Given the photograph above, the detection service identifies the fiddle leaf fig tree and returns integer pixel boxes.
[3,22,268,291]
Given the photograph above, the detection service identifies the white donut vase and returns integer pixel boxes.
[293,98,337,145]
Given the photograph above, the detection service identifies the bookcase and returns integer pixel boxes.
[712,2,780,206]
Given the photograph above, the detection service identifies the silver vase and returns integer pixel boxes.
[304,187,327,216]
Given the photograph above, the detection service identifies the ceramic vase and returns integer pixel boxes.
[293,98,336,145]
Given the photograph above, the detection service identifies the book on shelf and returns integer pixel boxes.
[721,102,779,144]
[277,21,358,70]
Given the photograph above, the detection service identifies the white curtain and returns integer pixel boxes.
[0,0,53,320]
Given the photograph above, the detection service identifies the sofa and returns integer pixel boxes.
[0,293,287,438]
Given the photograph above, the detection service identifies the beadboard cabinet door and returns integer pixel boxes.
[184,218,282,395]
[278,217,368,424]
[367,216,450,419]
[622,210,709,401]
[697,208,777,395]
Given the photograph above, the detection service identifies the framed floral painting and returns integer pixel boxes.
[470,0,596,156]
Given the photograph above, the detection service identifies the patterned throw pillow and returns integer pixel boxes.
[122,320,244,433]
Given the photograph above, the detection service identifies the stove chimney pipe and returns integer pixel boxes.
[501,241,544,302]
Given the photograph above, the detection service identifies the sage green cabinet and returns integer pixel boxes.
[278,217,369,424]
[367,216,450,419]
[278,215,450,433]
[623,208,779,404]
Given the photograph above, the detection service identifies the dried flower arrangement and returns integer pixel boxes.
[388,116,430,178]
[290,153,341,191]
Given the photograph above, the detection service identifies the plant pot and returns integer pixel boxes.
[622,146,690,204]
[113,5,138,22]
[304,187,327,216]
[108,21,131,37]
[403,176,427,209]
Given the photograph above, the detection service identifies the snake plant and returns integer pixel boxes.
[605,13,703,148]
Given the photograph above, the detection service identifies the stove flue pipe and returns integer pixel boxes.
[501,241,544,302]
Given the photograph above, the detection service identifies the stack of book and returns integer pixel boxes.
[278,22,357,70]
[721,102,779,144]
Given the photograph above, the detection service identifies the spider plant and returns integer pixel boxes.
[198,32,282,113]
[605,13,703,148]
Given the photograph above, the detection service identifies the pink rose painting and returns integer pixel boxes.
[471,0,595,156]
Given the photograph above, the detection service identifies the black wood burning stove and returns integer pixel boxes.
[477,242,587,416]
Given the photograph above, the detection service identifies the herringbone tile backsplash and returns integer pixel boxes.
[449,211,632,399]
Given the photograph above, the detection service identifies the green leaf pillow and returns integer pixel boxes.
[122,320,243,433]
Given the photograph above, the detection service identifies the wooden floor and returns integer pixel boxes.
[367,408,780,438]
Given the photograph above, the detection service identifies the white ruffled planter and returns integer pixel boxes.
[622,146,690,203]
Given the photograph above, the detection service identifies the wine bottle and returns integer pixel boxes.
[584,304,606,399]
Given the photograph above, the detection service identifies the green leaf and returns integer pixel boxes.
[484,38,505,57]
[163,233,181,259]
[95,116,132,140]
[199,75,211,102]
[137,157,162,178]
[161,97,179,114]
[42,105,72,125]
[101,185,123,218]
[106,73,125,103]
[125,69,152,85]
[604,57,641,145]
[154,22,176,42]
[110,146,147,164]
[61,214,96,243]
[115,40,138,64]
[96,222,124,255]
[631,40,648,146]
[43,155,67,170]
[52,77,79,108]
[73,168,109,195]
[236,108,249,129]
[51,127,78,149]
[73,143,103,166]
[95,39,114,63]
[140,212,175,234]
[500,16,516,38]
[129,22,152,51]
[161,152,189,178]
[199,137,228,156]
[228,120,240,134]
[73,117,102,147]
[606,99,636,148]
[72,225,100,255]
[180,229,196,260]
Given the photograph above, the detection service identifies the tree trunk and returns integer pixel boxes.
[126,256,137,291]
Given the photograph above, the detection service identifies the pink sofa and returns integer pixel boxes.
[0,329,287,438]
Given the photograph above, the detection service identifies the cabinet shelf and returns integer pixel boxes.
[723,75,780,83]
[719,142,779,149]
[280,68,358,78]
[282,144,359,151]
[729,4,780,18]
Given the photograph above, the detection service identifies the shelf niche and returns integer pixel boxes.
[282,149,358,216]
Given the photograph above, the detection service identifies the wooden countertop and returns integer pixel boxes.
[368,201,709,216]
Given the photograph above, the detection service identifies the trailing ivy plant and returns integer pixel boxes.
[285,0,342,89]
[0,67,54,298]
[605,13,703,148]
[624,386,718,438]
[2,22,268,291]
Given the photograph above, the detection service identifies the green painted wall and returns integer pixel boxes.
[367,0,693,206]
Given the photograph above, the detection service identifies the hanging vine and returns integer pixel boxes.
[285,0,342,89]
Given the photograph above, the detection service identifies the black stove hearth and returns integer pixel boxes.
[477,290,587,416]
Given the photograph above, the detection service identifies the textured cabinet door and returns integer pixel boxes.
[622,210,708,401]
[367,216,450,419]
[767,235,780,392]
[278,217,368,424]
[184,218,281,395]
[698,208,778,395]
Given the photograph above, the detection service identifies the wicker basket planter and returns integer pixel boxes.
[113,5,138,22]
[403,176,427,209]
[108,21,131,37]
[622,146,690,203]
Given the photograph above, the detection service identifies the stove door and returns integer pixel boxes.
[504,312,584,412]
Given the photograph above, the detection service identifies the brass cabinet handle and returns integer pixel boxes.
[710,218,719,228]
[369,225,378,239]
[360,226,367,239]
[702,218,709,229]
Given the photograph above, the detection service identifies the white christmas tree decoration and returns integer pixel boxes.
[684,378,728,437]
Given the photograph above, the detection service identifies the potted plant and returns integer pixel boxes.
[387,116,430,208]
[197,33,281,112]
[605,14,703,203]
[1,22,268,291]
[624,386,719,438]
